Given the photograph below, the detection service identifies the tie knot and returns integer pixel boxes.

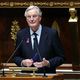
[33,32,37,37]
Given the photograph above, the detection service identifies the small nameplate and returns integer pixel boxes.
[9,67,38,71]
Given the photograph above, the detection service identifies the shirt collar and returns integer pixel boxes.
[30,24,42,36]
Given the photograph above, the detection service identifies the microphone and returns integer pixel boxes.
[7,39,23,63]
[36,44,47,77]
[32,38,47,77]
[1,38,24,77]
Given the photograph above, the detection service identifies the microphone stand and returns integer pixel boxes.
[2,64,6,77]
[0,63,6,77]
[43,67,47,77]
[35,41,47,77]
[1,39,24,77]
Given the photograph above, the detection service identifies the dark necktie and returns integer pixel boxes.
[33,32,38,53]
[32,33,42,62]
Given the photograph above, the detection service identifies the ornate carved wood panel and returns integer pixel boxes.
[0,1,80,8]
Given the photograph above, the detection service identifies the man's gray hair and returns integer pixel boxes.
[24,5,42,17]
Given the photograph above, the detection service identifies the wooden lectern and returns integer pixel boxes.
[0,73,63,80]
[0,65,64,80]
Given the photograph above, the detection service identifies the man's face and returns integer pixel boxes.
[26,9,41,31]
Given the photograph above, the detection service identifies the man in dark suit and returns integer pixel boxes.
[13,5,65,73]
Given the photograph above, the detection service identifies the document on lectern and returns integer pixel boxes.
[9,67,38,71]
[0,67,38,74]
[9,67,38,77]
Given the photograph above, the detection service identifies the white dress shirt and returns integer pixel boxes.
[30,24,42,49]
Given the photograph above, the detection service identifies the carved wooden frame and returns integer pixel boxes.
[0,1,80,8]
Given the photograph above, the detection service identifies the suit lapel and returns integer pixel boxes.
[24,28,34,55]
[24,27,48,58]
[39,26,48,49]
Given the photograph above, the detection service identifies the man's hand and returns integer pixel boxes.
[21,59,33,67]
[33,58,50,68]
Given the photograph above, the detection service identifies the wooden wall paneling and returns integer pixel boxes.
[69,22,80,68]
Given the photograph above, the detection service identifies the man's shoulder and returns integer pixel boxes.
[43,26,57,33]
[18,28,29,34]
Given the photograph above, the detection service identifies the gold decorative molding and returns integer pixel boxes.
[10,20,20,44]
[52,20,60,36]
[0,1,80,8]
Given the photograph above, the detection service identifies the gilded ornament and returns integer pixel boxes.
[10,20,20,44]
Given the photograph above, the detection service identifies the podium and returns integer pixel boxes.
[0,73,63,80]
[0,64,64,80]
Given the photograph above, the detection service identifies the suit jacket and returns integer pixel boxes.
[13,26,65,73]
